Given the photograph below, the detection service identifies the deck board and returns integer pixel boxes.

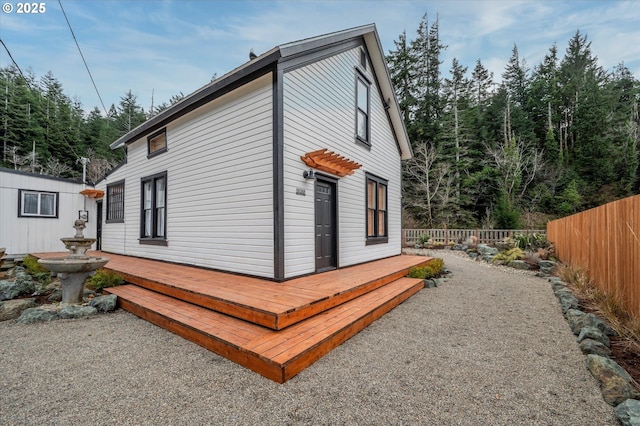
[107,277,424,383]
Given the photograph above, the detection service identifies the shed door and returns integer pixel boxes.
[315,179,337,272]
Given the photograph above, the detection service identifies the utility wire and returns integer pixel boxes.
[0,38,28,82]
[58,0,108,116]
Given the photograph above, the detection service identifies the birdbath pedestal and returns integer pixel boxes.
[38,220,110,304]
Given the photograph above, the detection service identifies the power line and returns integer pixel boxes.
[58,0,108,116]
[0,38,28,82]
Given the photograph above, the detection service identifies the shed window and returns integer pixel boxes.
[147,128,167,158]
[18,190,58,218]
[140,172,167,245]
[106,180,125,222]
[366,174,388,245]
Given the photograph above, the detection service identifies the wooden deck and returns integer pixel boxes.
[34,252,433,382]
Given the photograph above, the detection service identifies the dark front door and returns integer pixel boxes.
[96,200,103,250]
[315,179,337,272]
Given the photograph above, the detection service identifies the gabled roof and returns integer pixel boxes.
[110,24,412,160]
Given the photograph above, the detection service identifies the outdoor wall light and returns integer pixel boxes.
[303,169,315,180]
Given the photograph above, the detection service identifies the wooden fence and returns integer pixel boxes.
[547,194,640,319]
[403,228,546,246]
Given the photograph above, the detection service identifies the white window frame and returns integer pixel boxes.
[18,189,58,218]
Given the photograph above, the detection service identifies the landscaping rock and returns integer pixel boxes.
[451,244,464,251]
[578,326,611,348]
[467,252,479,260]
[548,276,564,284]
[424,279,437,288]
[508,260,530,270]
[47,289,62,302]
[579,338,612,357]
[16,307,59,324]
[556,291,580,313]
[565,309,587,334]
[0,273,36,301]
[538,260,557,275]
[551,281,568,292]
[586,354,640,406]
[476,244,498,259]
[89,294,118,312]
[614,399,640,426]
[59,305,97,319]
[0,298,37,321]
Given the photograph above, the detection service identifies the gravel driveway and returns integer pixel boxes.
[0,250,617,425]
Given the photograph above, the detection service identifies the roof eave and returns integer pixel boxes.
[109,48,282,149]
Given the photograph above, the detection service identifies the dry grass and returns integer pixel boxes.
[556,263,640,354]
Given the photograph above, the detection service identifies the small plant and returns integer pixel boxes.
[417,233,431,247]
[514,233,550,251]
[492,247,525,264]
[85,269,124,292]
[407,258,445,279]
[22,255,48,275]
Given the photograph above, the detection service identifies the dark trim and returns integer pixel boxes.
[105,179,125,223]
[139,171,168,243]
[273,64,285,281]
[1,167,86,185]
[138,238,168,246]
[281,38,362,73]
[314,173,339,272]
[147,127,168,159]
[111,51,282,149]
[365,172,388,244]
[355,69,371,147]
[17,189,59,218]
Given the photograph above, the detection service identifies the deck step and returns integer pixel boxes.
[107,255,432,330]
[107,277,424,383]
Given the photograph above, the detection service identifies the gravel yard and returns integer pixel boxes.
[0,250,617,425]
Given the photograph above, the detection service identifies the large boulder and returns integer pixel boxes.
[89,294,118,312]
[586,355,640,406]
[565,309,587,334]
[578,326,611,348]
[508,260,530,270]
[0,298,37,321]
[556,291,580,313]
[16,307,59,324]
[59,305,97,319]
[476,244,498,260]
[579,338,612,357]
[538,260,557,275]
[614,399,640,426]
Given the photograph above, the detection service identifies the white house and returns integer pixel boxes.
[95,24,412,281]
[0,168,99,257]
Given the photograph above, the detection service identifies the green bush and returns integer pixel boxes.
[86,270,124,292]
[492,247,525,264]
[407,258,445,279]
[22,255,48,274]
[514,233,549,250]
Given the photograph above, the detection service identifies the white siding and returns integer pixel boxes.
[282,47,402,278]
[96,74,274,278]
[0,170,97,256]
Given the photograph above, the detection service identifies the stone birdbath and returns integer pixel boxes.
[38,220,110,304]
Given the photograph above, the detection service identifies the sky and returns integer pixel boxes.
[1,0,639,115]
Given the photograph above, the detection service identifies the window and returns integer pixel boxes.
[366,174,388,244]
[140,172,167,245]
[18,190,58,218]
[355,73,370,145]
[147,128,167,158]
[106,180,125,223]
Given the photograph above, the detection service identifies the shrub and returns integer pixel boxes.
[85,269,124,292]
[492,247,525,264]
[514,233,550,251]
[408,258,445,279]
[22,255,48,275]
